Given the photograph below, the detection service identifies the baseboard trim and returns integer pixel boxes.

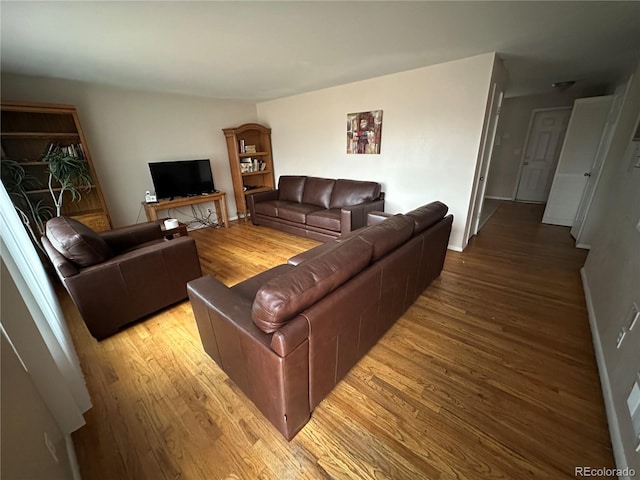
[581,268,628,473]
[447,244,463,252]
[541,215,573,227]
[66,434,82,480]
[576,243,592,250]
[484,195,512,201]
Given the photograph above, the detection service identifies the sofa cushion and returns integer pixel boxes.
[405,201,449,234]
[301,177,335,209]
[357,214,414,261]
[252,236,373,333]
[278,176,307,203]
[45,216,112,267]
[255,200,293,217]
[232,264,296,301]
[278,203,322,223]
[306,208,341,231]
[329,179,381,209]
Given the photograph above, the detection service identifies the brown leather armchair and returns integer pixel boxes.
[42,216,202,340]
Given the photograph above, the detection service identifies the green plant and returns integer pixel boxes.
[43,151,93,216]
[1,159,53,250]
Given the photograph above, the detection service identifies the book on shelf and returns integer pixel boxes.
[239,139,246,153]
[239,157,267,174]
[44,142,58,156]
[244,144,257,154]
[43,142,86,160]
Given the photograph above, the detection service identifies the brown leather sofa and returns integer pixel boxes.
[247,175,384,241]
[42,216,202,340]
[188,201,453,440]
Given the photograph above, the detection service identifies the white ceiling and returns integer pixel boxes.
[1,1,639,102]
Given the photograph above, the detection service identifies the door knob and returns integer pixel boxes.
[584,172,592,177]
[480,176,484,181]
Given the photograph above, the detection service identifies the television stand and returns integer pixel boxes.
[142,191,229,228]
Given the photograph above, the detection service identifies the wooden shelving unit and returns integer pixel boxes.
[222,123,275,219]
[1,101,112,231]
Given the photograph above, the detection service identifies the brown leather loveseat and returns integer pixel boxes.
[247,175,384,241]
[187,201,453,440]
[42,216,202,340]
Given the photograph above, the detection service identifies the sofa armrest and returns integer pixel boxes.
[188,275,271,359]
[188,274,311,440]
[100,221,162,253]
[367,210,394,226]
[64,236,201,339]
[188,274,308,357]
[247,189,279,221]
[340,197,385,233]
[41,235,79,278]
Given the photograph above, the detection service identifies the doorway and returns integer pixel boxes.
[515,108,572,203]
[571,80,630,246]
[467,83,504,240]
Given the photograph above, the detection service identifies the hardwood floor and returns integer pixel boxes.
[67,201,614,479]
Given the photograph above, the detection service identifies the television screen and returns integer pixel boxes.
[148,159,215,200]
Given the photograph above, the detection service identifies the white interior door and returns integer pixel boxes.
[571,81,629,244]
[542,96,613,226]
[470,84,503,237]
[515,108,572,203]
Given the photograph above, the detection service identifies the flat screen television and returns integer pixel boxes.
[148,159,216,200]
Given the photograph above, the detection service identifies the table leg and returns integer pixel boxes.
[219,196,229,228]
[144,203,158,221]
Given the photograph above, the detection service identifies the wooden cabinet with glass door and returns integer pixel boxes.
[222,123,275,220]
[1,101,112,232]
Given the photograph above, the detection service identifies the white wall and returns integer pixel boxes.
[1,269,76,480]
[486,88,604,199]
[1,74,257,226]
[581,63,640,474]
[257,53,496,250]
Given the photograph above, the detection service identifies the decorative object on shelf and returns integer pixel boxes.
[43,146,93,217]
[222,123,275,220]
[346,110,383,154]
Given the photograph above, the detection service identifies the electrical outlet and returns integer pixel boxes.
[44,432,58,463]
[627,375,640,452]
[616,327,628,349]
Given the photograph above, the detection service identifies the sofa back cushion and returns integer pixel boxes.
[252,236,373,333]
[329,179,381,209]
[405,201,449,234]
[278,176,307,203]
[357,214,414,261]
[301,177,335,209]
[45,216,112,267]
